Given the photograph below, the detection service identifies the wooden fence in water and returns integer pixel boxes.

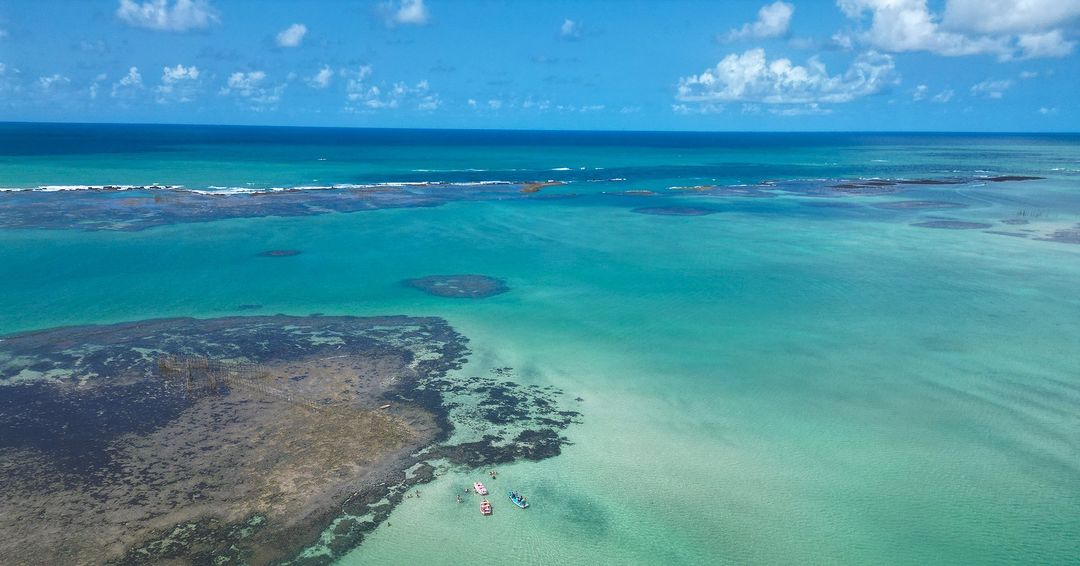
[155,355,323,411]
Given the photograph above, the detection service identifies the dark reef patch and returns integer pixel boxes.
[604,190,656,197]
[0,182,532,232]
[799,200,862,208]
[0,315,579,565]
[875,200,967,210]
[258,249,302,257]
[632,206,719,216]
[912,220,995,230]
[402,274,510,299]
[983,175,1045,182]
[1037,225,1080,244]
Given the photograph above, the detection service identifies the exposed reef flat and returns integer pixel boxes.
[0,183,530,232]
[912,220,995,230]
[632,206,719,216]
[0,315,578,565]
[0,175,1047,232]
[402,274,510,299]
[519,181,564,194]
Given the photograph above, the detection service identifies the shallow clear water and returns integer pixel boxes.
[1,124,1078,564]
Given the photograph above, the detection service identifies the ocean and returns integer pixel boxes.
[0,123,1078,564]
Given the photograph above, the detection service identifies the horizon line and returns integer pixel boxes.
[1,120,1078,136]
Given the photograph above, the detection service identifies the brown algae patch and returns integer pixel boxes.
[0,315,579,565]
[402,274,510,299]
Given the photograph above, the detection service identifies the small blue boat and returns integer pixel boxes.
[508,490,529,509]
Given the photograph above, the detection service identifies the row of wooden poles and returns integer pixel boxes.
[156,355,324,411]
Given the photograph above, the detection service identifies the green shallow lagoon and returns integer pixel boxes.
[1,127,1078,564]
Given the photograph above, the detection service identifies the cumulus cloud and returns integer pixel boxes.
[970,78,1013,98]
[1016,30,1076,59]
[837,0,1079,60]
[942,0,1080,34]
[275,23,307,47]
[676,48,897,109]
[770,103,831,116]
[913,84,954,102]
[932,88,954,102]
[380,0,429,27]
[307,66,333,89]
[155,63,200,103]
[342,66,440,111]
[116,0,219,32]
[725,2,794,41]
[219,70,286,110]
[38,74,71,91]
[111,66,144,98]
[560,19,582,39]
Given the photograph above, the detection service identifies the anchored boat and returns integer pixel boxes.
[508,490,529,509]
[480,499,492,516]
[473,481,488,495]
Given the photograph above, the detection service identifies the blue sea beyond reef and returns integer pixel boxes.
[0,123,1078,564]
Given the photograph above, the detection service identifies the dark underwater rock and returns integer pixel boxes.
[402,274,509,299]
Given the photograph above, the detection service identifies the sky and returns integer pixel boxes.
[0,0,1077,131]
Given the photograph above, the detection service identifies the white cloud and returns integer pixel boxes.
[837,0,1079,60]
[932,88,954,102]
[307,66,333,89]
[837,0,1008,57]
[725,2,795,41]
[1038,106,1058,114]
[116,0,219,32]
[38,74,70,91]
[111,66,144,98]
[1016,30,1076,58]
[676,48,897,108]
[380,0,429,27]
[487,99,503,110]
[343,66,439,111]
[0,29,8,40]
[276,23,307,47]
[914,84,954,103]
[942,0,1080,34]
[560,19,581,39]
[770,103,831,116]
[155,63,200,103]
[219,70,286,110]
[970,78,1013,98]
[672,102,724,115]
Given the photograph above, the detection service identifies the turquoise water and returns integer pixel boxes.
[1,125,1078,564]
